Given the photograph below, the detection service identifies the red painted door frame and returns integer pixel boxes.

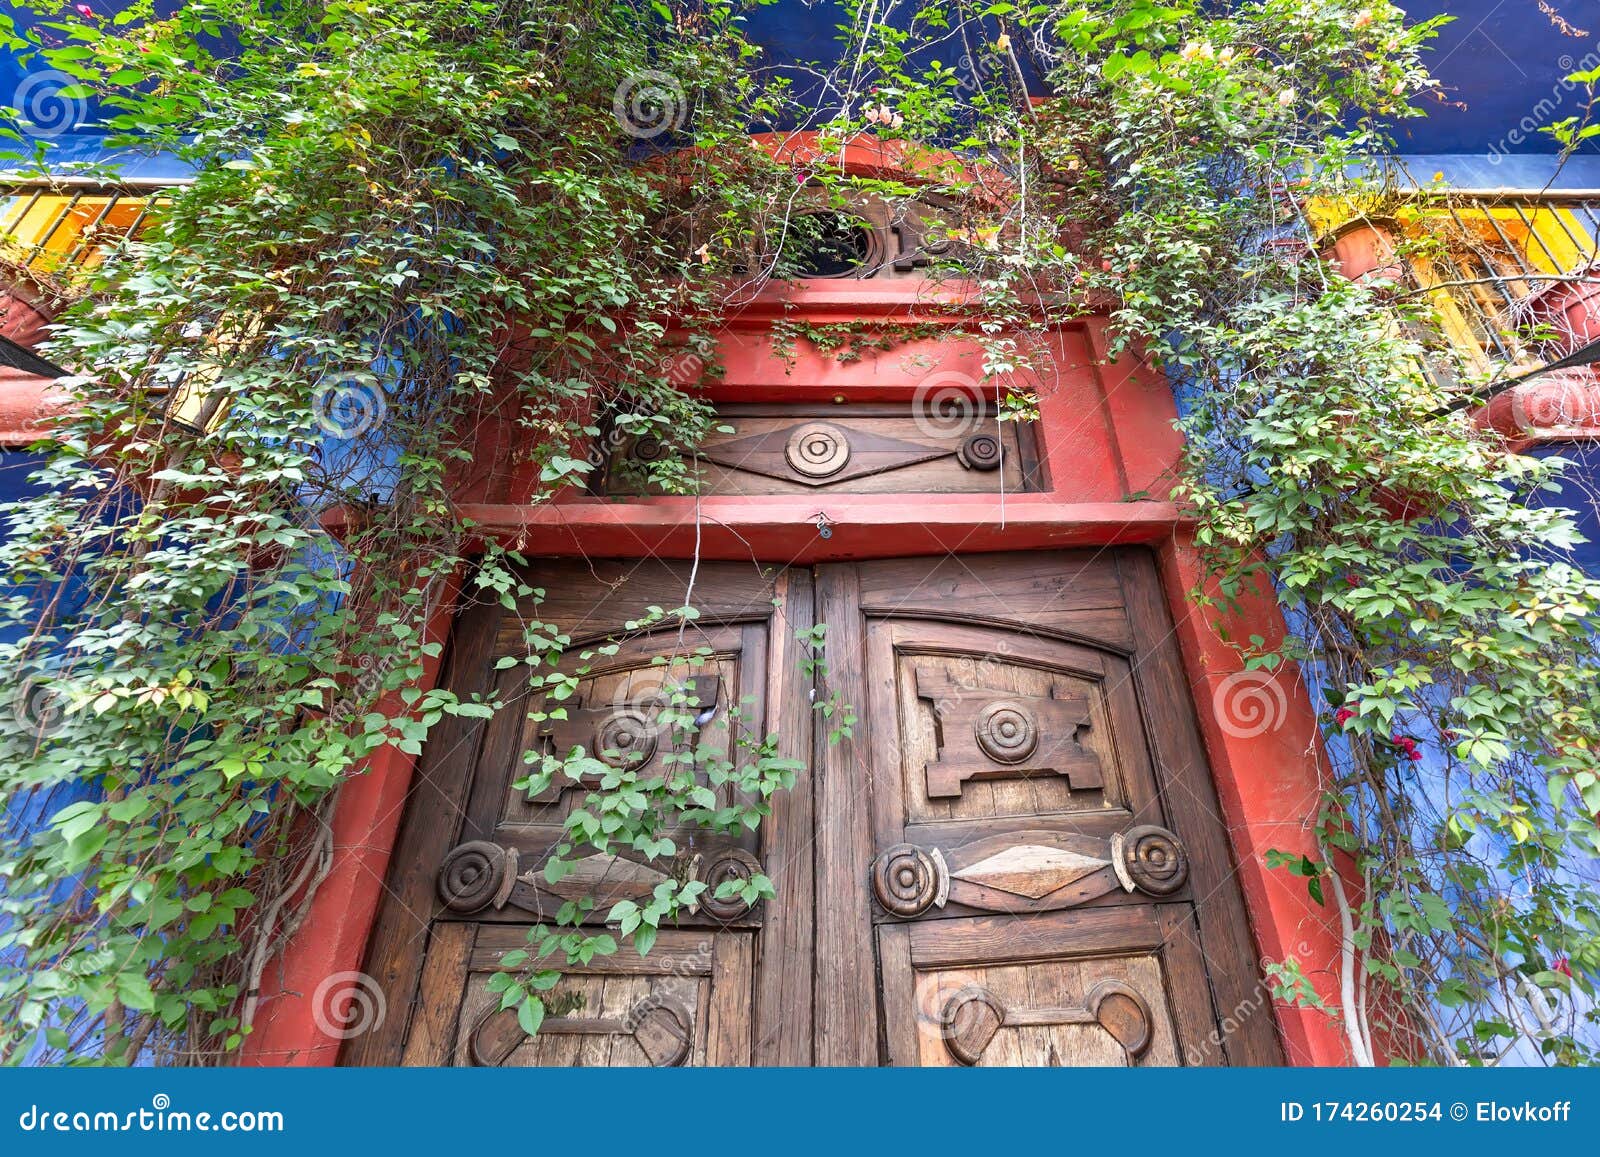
[240,285,1351,1067]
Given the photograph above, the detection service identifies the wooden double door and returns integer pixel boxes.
[348,549,1281,1067]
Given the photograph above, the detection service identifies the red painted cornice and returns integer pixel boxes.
[1472,367,1600,452]
[0,367,69,447]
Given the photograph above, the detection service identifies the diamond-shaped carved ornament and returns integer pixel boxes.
[950,844,1109,899]
[699,422,951,487]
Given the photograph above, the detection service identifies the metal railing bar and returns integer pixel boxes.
[1511,202,1567,273]
[60,193,120,269]
[18,190,83,272]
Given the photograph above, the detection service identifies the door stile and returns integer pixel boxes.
[1115,551,1285,1065]
[753,568,818,1064]
[811,564,882,1065]
[344,593,504,1066]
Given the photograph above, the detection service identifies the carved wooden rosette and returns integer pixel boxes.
[1111,825,1190,896]
[783,422,852,478]
[868,826,1188,917]
[437,841,519,914]
[939,979,1154,1066]
[871,843,951,917]
[957,432,1003,471]
[467,996,693,1067]
[696,847,764,921]
[435,841,765,922]
[915,666,1104,800]
[528,673,718,804]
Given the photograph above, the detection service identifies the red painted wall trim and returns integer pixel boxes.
[237,572,461,1066]
[0,368,67,448]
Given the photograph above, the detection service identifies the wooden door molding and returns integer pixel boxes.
[811,563,881,1065]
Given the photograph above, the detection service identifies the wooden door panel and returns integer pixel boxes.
[879,905,1213,1067]
[353,560,807,1067]
[852,552,1137,651]
[600,404,1039,497]
[439,927,754,1067]
[870,824,1192,920]
[440,622,769,930]
[906,956,1179,1067]
[855,550,1282,1067]
[866,619,1156,831]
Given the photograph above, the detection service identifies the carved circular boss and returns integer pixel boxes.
[870,842,950,918]
[958,432,1003,471]
[595,708,657,769]
[975,700,1039,764]
[1112,825,1189,896]
[784,422,851,478]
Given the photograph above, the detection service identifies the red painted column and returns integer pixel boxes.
[1157,537,1351,1065]
[239,573,461,1066]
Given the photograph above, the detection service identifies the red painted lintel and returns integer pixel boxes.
[454,496,1185,562]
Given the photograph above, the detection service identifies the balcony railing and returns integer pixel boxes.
[1320,192,1600,373]
[0,178,172,298]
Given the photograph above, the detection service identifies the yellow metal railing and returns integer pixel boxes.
[0,182,166,296]
[1318,194,1600,372]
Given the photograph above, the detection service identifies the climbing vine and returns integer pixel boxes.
[0,0,802,1063]
[1,0,1597,1068]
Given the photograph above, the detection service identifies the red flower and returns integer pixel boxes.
[1553,957,1573,978]
[1334,707,1355,726]
[1407,749,1424,762]
[1344,574,1360,587]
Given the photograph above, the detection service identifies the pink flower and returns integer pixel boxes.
[75,3,94,16]
[1553,957,1573,978]
[1334,707,1355,727]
